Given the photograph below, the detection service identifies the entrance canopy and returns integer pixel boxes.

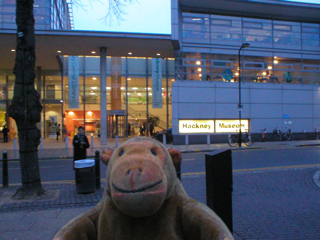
[0,30,178,70]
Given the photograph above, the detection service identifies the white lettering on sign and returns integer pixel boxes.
[179,120,214,133]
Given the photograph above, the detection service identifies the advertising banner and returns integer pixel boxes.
[152,58,162,108]
[68,56,80,109]
[111,57,122,110]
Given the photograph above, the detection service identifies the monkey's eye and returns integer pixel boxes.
[151,149,157,156]
[119,150,124,156]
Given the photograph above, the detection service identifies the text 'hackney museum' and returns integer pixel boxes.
[0,0,320,144]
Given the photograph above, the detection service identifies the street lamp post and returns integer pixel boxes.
[238,43,250,147]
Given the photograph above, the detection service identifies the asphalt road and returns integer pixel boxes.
[2,146,320,185]
[182,146,320,175]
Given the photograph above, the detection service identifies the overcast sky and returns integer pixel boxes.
[72,0,171,34]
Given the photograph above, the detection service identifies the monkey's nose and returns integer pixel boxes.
[126,167,143,176]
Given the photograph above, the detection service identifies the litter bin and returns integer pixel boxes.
[74,159,96,194]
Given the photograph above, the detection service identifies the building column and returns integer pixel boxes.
[100,47,107,145]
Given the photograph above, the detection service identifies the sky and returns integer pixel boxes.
[282,0,320,3]
[72,0,171,34]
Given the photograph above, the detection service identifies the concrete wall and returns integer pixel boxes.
[172,80,320,144]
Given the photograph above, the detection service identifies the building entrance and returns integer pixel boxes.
[107,110,127,138]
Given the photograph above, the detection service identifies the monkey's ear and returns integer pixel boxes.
[100,148,114,166]
[167,148,182,168]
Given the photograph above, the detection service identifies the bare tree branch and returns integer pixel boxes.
[73,0,139,26]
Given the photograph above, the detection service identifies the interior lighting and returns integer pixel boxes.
[132,87,138,90]
[196,61,201,65]
[156,53,161,56]
[57,50,62,53]
[68,111,74,115]
[127,78,131,81]
[274,60,279,64]
[137,93,141,96]
[262,72,267,76]
[91,87,97,90]
[106,87,111,90]
[60,100,63,103]
[198,68,202,72]
[11,49,16,52]
[87,111,93,115]
[192,18,201,21]
[235,72,239,76]
[92,77,97,80]
[128,52,133,55]
[268,66,273,70]
[91,51,96,54]
[171,79,175,82]
[121,87,125,90]
[199,74,202,77]
[90,93,95,95]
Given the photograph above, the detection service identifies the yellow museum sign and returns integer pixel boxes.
[179,120,215,133]
[179,119,249,133]
[215,119,249,133]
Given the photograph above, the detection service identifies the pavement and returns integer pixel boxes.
[0,137,320,239]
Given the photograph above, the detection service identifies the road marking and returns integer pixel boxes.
[5,164,320,185]
[6,178,108,186]
[183,158,195,161]
[182,163,320,176]
[0,166,65,170]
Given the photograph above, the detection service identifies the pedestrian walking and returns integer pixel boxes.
[2,125,9,142]
[73,126,90,162]
[149,122,154,137]
[62,125,67,142]
[56,124,61,140]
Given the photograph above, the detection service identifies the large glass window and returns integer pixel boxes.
[243,56,273,83]
[302,23,320,51]
[273,21,301,49]
[182,13,320,51]
[182,13,210,44]
[242,18,272,48]
[211,15,242,46]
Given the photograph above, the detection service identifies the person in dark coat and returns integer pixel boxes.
[2,126,9,143]
[73,126,90,162]
[149,122,154,137]
[56,124,61,140]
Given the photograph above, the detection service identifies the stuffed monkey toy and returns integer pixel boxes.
[53,137,234,240]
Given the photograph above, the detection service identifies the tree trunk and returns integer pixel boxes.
[8,0,44,199]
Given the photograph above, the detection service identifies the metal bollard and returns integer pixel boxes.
[14,137,17,151]
[205,149,233,233]
[2,151,8,188]
[65,136,69,148]
[40,137,44,149]
[175,161,181,181]
[91,135,94,149]
[94,150,101,189]
[185,134,189,145]
[115,135,119,148]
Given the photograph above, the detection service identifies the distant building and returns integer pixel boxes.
[0,0,73,30]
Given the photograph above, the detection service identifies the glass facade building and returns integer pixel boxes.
[0,0,73,30]
[0,0,320,143]
[177,13,320,85]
